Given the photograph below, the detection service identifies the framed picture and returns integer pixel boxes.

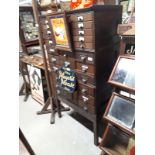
[48,12,72,52]
[104,92,135,135]
[27,65,45,105]
[108,55,135,92]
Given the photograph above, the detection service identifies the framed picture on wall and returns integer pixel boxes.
[108,55,135,92]
[48,12,72,52]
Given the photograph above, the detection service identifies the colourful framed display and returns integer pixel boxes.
[104,92,135,135]
[48,12,72,52]
[108,55,135,92]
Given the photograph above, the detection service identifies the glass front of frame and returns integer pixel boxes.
[110,57,135,90]
[107,94,135,129]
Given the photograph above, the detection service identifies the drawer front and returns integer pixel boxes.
[73,36,94,43]
[75,62,95,76]
[45,45,58,55]
[74,42,94,51]
[76,71,95,86]
[72,21,93,29]
[78,94,95,114]
[75,52,95,64]
[78,82,95,96]
[69,12,93,22]
[56,86,73,101]
[73,29,93,36]
[58,56,75,69]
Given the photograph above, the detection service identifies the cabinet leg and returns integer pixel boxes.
[93,121,98,146]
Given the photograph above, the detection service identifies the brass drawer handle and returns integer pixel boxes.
[47,31,51,35]
[79,31,84,36]
[78,23,84,29]
[49,49,55,52]
[83,106,88,111]
[56,90,61,94]
[78,16,84,22]
[46,25,50,29]
[53,67,58,72]
[81,89,87,93]
[49,40,53,45]
[82,78,87,84]
[82,96,88,102]
[81,65,88,73]
[64,61,70,67]
[45,20,48,24]
[80,56,86,61]
[51,58,56,62]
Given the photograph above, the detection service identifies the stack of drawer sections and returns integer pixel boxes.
[68,6,122,116]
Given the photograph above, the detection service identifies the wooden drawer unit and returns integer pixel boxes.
[75,52,95,64]
[78,82,95,96]
[38,6,122,145]
[75,62,95,75]
[76,71,95,86]
[69,12,93,22]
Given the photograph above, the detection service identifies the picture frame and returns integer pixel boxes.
[47,12,72,52]
[108,55,135,93]
[104,92,135,135]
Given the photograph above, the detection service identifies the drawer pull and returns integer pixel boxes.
[78,16,84,22]
[49,49,55,52]
[83,106,88,111]
[82,78,87,84]
[53,67,58,72]
[63,54,67,57]
[51,58,56,62]
[56,90,61,94]
[80,56,86,61]
[79,31,84,36]
[64,61,70,67]
[81,89,87,93]
[80,44,84,49]
[46,25,50,29]
[81,65,88,72]
[47,31,51,34]
[45,20,48,24]
[79,37,84,42]
[49,40,53,44]
[78,23,84,29]
[82,96,88,102]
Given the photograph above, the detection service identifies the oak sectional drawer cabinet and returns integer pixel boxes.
[41,5,122,145]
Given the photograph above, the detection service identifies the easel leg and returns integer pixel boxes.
[50,97,55,124]
[37,98,51,115]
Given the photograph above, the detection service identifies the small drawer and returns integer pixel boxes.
[72,21,93,29]
[56,86,73,101]
[75,52,95,64]
[48,55,60,65]
[78,82,95,96]
[58,55,75,69]
[73,36,94,43]
[76,71,95,86]
[42,31,52,40]
[74,42,94,51]
[69,12,93,22]
[78,94,95,114]
[51,65,60,73]
[73,29,94,36]
[75,62,95,75]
